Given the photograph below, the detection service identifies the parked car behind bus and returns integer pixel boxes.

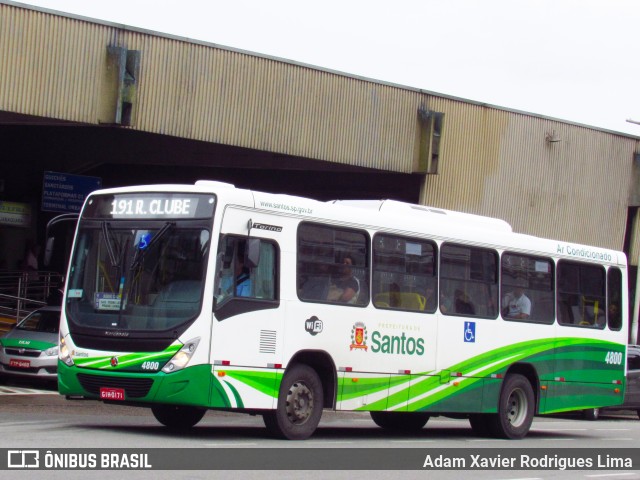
[0,306,60,381]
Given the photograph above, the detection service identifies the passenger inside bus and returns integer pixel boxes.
[424,284,436,311]
[327,255,359,303]
[454,289,475,315]
[440,291,452,313]
[502,287,532,320]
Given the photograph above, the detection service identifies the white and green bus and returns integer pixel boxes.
[58,181,628,440]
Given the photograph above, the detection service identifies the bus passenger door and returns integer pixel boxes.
[209,207,285,410]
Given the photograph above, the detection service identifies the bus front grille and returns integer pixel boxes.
[77,373,154,398]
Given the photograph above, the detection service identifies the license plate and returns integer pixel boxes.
[99,387,125,401]
[9,359,30,369]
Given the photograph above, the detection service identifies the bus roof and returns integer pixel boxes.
[84,181,626,266]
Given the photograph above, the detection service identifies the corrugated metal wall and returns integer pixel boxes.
[421,98,636,252]
[629,144,640,265]
[134,36,420,172]
[1,2,639,254]
[0,2,419,173]
[0,5,106,122]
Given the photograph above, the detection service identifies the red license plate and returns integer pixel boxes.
[9,359,30,369]
[99,387,125,401]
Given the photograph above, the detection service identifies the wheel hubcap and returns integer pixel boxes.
[507,387,527,427]
[286,381,314,424]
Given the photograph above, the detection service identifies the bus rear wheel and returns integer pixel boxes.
[151,404,206,429]
[263,364,324,440]
[487,373,534,439]
[370,411,430,431]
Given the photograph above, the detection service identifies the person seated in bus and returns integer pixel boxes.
[440,290,453,313]
[235,260,251,297]
[327,255,359,304]
[221,242,252,297]
[454,289,475,315]
[502,287,531,319]
[424,284,436,312]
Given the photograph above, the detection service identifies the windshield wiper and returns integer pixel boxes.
[101,222,119,267]
[130,222,175,271]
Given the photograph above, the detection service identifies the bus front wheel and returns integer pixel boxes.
[151,404,206,429]
[263,364,324,440]
[489,373,535,439]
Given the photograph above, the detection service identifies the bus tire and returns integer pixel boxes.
[263,364,323,440]
[582,408,599,421]
[488,374,535,439]
[370,411,430,431]
[151,404,206,429]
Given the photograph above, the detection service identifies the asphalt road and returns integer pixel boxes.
[1,380,640,480]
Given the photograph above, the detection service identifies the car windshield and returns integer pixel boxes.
[66,222,211,332]
[17,310,60,334]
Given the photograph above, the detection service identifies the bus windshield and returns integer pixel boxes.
[65,193,214,333]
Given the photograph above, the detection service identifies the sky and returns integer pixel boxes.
[12,0,640,136]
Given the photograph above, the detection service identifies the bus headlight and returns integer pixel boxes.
[59,334,74,366]
[162,338,200,373]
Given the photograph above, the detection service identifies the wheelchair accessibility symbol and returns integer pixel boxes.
[464,321,476,343]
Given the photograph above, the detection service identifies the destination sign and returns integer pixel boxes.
[82,193,216,219]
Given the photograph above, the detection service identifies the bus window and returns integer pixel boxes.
[297,223,369,306]
[608,267,622,331]
[557,261,606,328]
[215,236,277,305]
[501,253,554,324]
[372,234,437,313]
[440,243,498,318]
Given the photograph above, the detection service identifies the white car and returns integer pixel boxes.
[0,306,60,381]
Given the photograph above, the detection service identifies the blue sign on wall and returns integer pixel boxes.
[42,171,102,213]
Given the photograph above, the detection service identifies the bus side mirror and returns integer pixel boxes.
[44,236,55,268]
[244,238,261,269]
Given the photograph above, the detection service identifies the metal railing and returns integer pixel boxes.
[0,270,64,335]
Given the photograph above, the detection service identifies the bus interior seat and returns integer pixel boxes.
[374,292,426,311]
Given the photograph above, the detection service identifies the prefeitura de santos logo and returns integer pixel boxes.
[350,322,368,351]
